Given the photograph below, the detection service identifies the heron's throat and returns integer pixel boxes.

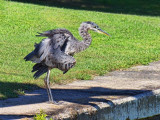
[78,24,92,50]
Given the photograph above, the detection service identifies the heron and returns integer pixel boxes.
[24,21,110,104]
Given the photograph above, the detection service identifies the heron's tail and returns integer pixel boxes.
[32,63,48,79]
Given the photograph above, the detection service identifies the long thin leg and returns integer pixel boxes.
[44,69,57,104]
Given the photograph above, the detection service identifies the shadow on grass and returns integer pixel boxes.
[10,0,160,16]
[0,81,39,100]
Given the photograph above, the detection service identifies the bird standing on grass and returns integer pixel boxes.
[24,21,110,104]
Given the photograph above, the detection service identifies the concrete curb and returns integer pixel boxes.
[1,61,160,120]
[49,89,160,120]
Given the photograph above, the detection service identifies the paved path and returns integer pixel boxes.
[0,61,160,120]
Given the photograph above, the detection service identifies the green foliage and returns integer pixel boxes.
[34,110,53,120]
[0,0,160,99]
[34,110,48,120]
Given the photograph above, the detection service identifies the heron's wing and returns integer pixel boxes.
[31,29,75,63]
[36,30,56,37]
[37,28,73,49]
[46,46,76,73]
[36,29,73,39]
[51,33,69,49]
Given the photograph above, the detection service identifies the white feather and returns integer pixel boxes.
[39,38,51,62]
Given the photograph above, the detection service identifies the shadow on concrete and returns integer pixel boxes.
[53,87,151,109]
[0,115,33,120]
[0,81,152,110]
[9,0,160,16]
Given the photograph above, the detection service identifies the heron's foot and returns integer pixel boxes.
[48,100,64,105]
[47,100,58,104]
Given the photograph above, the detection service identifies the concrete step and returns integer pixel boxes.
[1,61,160,120]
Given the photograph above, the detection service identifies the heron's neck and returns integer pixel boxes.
[77,24,92,52]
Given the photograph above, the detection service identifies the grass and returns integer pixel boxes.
[10,0,160,16]
[0,0,160,99]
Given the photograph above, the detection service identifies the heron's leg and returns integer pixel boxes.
[44,69,57,104]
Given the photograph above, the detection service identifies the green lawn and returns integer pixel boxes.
[0,0,160,99]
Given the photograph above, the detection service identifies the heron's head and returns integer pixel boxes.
[83,21,111,37]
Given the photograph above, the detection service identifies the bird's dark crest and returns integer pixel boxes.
[85,21,93,24]
[83,21,98,28]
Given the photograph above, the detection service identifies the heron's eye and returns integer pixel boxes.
[94,26,98,28]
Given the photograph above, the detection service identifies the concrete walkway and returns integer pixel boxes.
[1,61,160,120]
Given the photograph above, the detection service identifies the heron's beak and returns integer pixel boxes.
[97,29,111,37]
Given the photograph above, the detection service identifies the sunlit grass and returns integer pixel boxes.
[0,1,160,99]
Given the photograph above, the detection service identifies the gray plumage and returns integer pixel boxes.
[24,21,110,104]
